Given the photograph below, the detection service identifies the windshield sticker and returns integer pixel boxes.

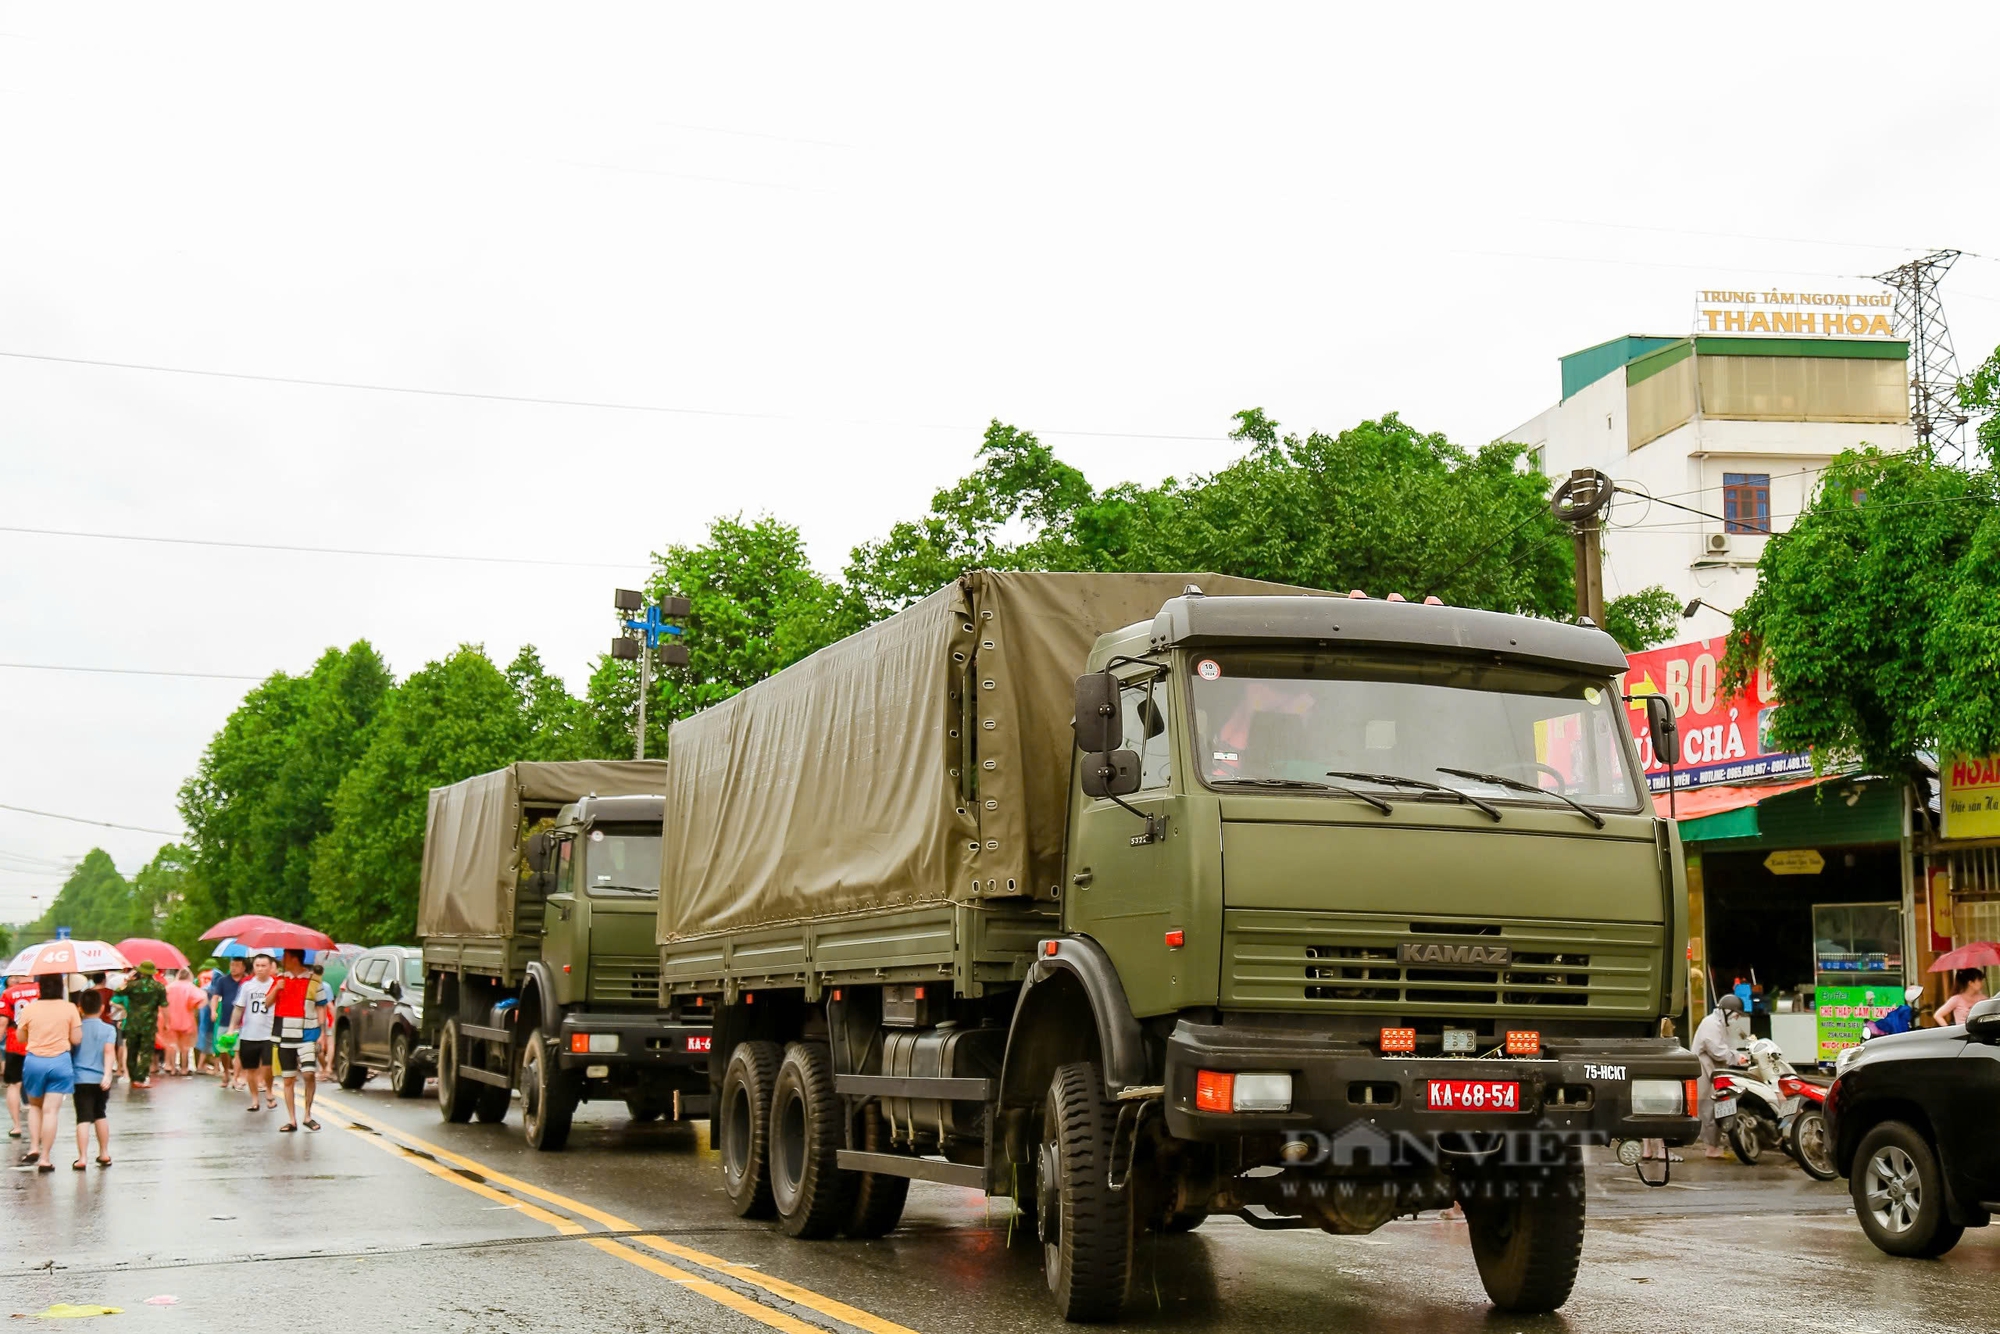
[1583,687,1602,704]
[1212,751,1239,762]
[1197,659,1222,681]
[589,829,604,841]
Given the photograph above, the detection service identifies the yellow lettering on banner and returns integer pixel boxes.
[1703,309,1721,331]
[1724,310,1745,332]
[1869,314,1893,336]
[1746,311,1770,333]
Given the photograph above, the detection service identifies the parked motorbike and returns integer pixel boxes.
[1712,1038,1834,1178]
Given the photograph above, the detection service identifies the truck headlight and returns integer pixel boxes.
[1231,1072,1293,1113]
[1629,1079,1684,1116]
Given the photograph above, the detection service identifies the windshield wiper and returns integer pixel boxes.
[1435,767,1606,828]
[1213,776,1392,814]
[1325,770,1502,822]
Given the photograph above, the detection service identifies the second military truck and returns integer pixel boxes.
[417,760,712,1149]
[657,571,1698,1322]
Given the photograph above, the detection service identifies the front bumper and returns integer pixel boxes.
[556,1012,714,1073]
[1163,1019,1698,1148]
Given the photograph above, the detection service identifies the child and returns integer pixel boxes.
[72,990,117,1168]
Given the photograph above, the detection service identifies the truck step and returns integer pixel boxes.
[836,1150,987,1190]
[459,1023,510,1043]
[834,1074,993,1101]
[455,1066,511,1089]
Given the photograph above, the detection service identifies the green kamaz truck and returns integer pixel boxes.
[656,571,1697,1322]
[417,761,712,1150]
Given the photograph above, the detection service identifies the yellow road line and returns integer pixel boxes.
[317,1096,919,1334]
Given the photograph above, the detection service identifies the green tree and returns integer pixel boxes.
[134,843,213,961]
[308,646,534,943]
[23,848,134,943]
[1602,585,1684,654]
[509,646,590,760]
[1723,447,2000,781]
[1961,341,2000,465]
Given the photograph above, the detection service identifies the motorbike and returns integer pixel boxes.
[1711,1038,1835,1179]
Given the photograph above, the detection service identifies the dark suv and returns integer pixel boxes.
[332,946,430,1098]
[1827,994,2000,1257]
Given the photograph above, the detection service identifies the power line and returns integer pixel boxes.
[0,802,181,837]
[0,524,648,570]
[0,348,1228,443]
[0,662,266,681]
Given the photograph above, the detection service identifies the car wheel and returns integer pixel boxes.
[1039,1061,1132,1322]
[522,1028,578,1151]
[438,1018,478,1123]
[1459,1162,1587,1313]
[1789,1109,1838,1181]
[389,1030,426,1099]
[334,1024,369,1090]
[719,1041,781,1219]
[1851,1121,1964,1258]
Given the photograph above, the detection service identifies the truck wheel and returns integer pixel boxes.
[627,1102,663,1123]
[390,1030,426,1099]
[474,1081,511,1123]
[1460,1164,1586,1313]
[334,1025,368,1090]
[842,1101,910,1239]
[1162,1208,1207,1233]
[437,1018,479,1123]
[1038,1062,1131,1322]
[719,1041,781,1219]
[1851,1121,1964,1258]
[769,1043,855,1239]
[522,1029,578,1151]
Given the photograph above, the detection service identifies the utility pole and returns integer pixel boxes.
[611,590,691,760]
[1552,468,1612,628]
[1873,250,1972,464]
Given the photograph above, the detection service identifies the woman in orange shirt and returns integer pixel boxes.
[17,975,82,1173]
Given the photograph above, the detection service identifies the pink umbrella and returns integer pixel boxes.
[1930,941,2000,972]
[200,914,287,942]
[12,939,131,976]
[117,938,191,971]
[229,921,337,953]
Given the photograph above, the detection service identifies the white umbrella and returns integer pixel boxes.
[7,939,132,976]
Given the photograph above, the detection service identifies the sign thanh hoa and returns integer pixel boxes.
[1942,754,2000,839]
[1621,638,1811,792]
[1694,288,1898,339]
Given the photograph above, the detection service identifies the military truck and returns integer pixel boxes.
[417,761,712,1150]
[658,571,1697,1322]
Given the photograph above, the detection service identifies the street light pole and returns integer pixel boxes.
[612,590,691,761]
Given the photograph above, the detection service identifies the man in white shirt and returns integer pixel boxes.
[1690,994,1749,1158]
[227,954,280,1113]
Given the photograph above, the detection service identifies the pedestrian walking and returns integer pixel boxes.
[208,958,247,1089]
[269,950,332,1131]
[2,971,39,1143]
[227,954,279,1112]
[16,974,82,1173]
[121,961,168,1087]
[1933,968,1987,1027]
[1691,994,1749,1159]
[163,968,203,1075]
[70,990,117,1169]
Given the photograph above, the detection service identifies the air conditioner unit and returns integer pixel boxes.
[1705,532,1732,556]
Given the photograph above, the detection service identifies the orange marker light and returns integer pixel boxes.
[1505,1030,1541,1057]
[1379,1027,1417,1054]
[1043,940,1059,957]
[1683,1079,1699,1113]
[831,989,843,1002]
[1195,1069,1235,1112]
[914,985,926,1000]
[1164,929,1185,949]
[569,1034,590,1053]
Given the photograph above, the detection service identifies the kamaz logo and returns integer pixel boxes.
[1398,941,1512,968]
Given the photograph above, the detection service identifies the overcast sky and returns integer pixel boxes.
[4,4,1997,920]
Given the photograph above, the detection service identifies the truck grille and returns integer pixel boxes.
[1226,911,1659,1017]
[589,958,661,1004]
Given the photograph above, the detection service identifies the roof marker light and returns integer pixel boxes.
[1423,596,1443,606]
[1348,589,1368,599]
[1386,592,1407,602]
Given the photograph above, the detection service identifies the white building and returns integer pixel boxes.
[1502,333,1913,640]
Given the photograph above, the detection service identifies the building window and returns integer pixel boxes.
[1722,473,1771,534]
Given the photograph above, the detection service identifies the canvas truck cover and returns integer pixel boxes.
[660,570,1326,943]
[418,760,668,939]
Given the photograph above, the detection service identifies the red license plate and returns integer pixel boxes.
[685,1035,712,1053]
[1425,1079,1521,1112]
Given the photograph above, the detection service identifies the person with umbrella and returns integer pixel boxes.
[1935,968,1988,1027]
[3,968,39,1142]
[14,973,82,1171]
[121,961,169,1087]
[269,949,333,1131]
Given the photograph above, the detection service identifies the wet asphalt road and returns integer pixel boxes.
[7,1073,1997,1333]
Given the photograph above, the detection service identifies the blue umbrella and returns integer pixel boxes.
[211,937,251,958]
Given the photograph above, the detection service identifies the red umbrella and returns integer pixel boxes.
[200,914,288,942]
[116,938,191,971]
[1930,941,2000,972]
[229,921,337,953]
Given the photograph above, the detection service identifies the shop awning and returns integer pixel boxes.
[1652,776,1820,822]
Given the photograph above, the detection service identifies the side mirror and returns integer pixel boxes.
[386,980,402,1000]
[1081,750,1142,799]
[525,832,551,873]
[1968,996,2000,1043]
[1073,672,1122,753]
[1645,695,1678,763]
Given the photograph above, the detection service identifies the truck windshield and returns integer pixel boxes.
[1187,649,1642,812]
[585,822,663,896]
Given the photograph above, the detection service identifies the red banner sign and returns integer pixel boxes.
[1621,638,1811,791]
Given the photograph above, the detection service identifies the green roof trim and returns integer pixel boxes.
[1560,335,1679,400]
[1677,803,1760,843]
[1693,337,1908,361]
[1626,339,1694,387]
[1674,776,1905,851]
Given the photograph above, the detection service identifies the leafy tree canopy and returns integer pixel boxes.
[1723,447,2000,780]
[22,848,138,944]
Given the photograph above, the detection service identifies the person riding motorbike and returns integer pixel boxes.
[1691,994,1749,1159]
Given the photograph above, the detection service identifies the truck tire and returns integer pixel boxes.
[1037,1061,1131,1322]
[474,1083,512,1124]
[626,1102,663,1123]
[1162,1208,1207,1233]
[1460,1163,1586,1313]
[334,1024,368,1090]
[437,1018,479,1123]
[769,1043,855,1239]
[842,1100,910,1239]
[720,1041,781,1219]
[522,1028,579,1152]
[1850,1121,1964,1258]
[389,1030,426,1099]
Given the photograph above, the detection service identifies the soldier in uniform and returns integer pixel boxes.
[121,961,169,1088]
